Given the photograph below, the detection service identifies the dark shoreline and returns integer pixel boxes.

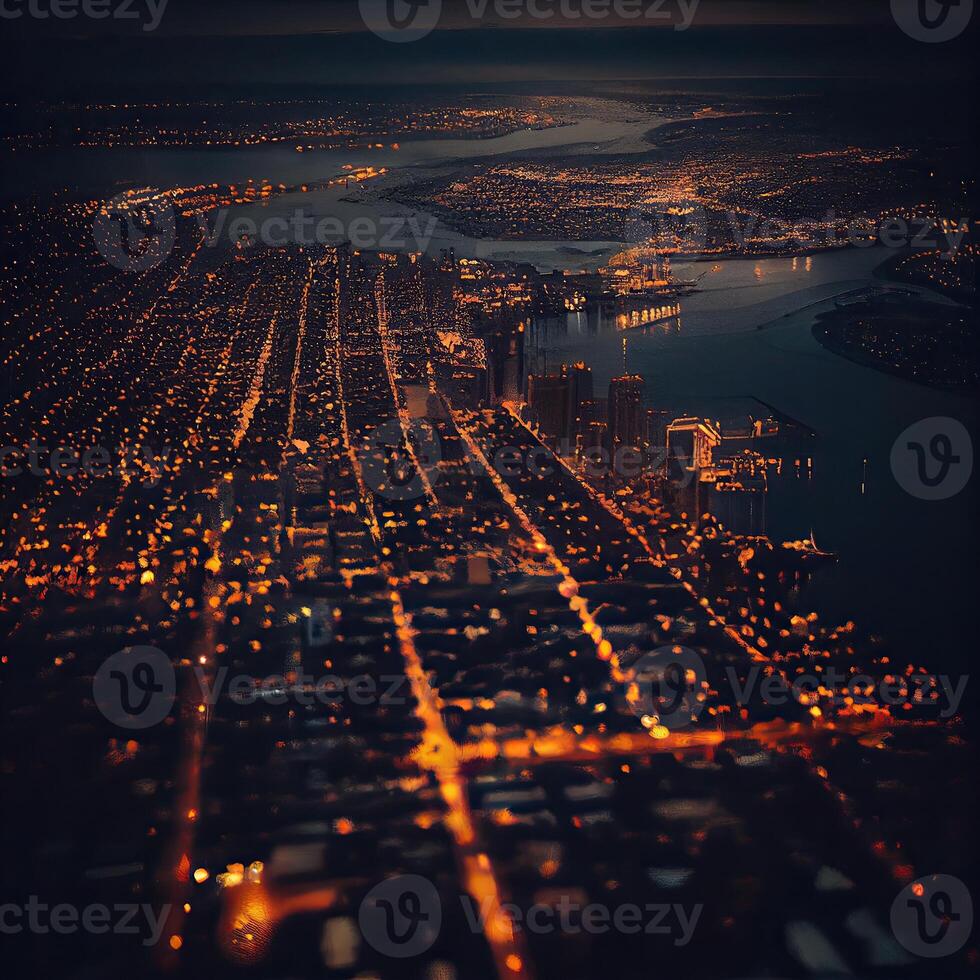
[871,247,977,305]
[810,298,980,392]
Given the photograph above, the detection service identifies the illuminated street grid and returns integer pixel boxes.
[0,194,972,979]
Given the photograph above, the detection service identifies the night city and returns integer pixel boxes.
[0,1,977,978]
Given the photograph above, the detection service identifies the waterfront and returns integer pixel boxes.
[20,94,971,665]
[1,100,664,199]
[530,249,977,670]
[17,97,972,666]
[5,17,978,976]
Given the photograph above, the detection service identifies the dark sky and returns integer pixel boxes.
[1,0,895,37]
[1,0,974,94]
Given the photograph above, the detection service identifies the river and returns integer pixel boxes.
[528,247,976,670]
[19,102,976,669]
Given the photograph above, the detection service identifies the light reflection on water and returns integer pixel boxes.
[526,248,976,669]
[540,302,682,340]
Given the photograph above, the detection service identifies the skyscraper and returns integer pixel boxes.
[527,372,569,439]
[643,408,671,450]
[565,361,593,437]
[666,417,722,479]
[608,374,644,448]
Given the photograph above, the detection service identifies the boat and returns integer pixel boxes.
[781,530,837,562]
